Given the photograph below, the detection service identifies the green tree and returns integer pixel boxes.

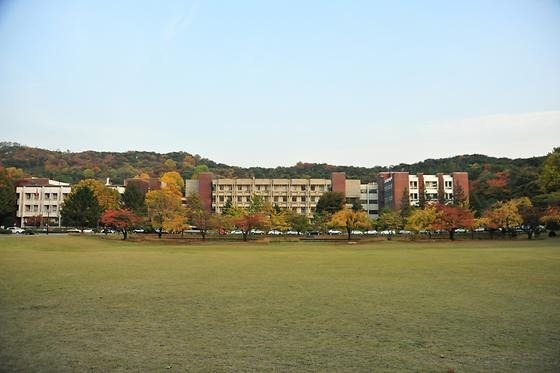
[315,192,345,215]
[186,192,212,240]
[377,210,402,239]
[75,179,120,210]
[122,183,146,215]
[538,148,560,194]
[287,213,310,234]
[61,186,102,230]
[0,168,16,227]
[191,165,210,180]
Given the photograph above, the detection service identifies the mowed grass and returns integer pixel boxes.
[0,236,559,372]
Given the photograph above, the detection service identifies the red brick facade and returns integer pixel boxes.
[331,172,346,195]
[198,172,213,213]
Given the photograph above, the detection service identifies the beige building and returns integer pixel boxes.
[15,178,71,227]
[185,172,379,218]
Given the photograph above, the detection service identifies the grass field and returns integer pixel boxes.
[0,236,559,372]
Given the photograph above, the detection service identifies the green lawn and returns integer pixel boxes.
[0,236,559,372]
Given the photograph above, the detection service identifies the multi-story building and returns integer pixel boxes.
[185,172,379,219]
[15,178,71,227]
[360,182,379,217]
[377,172,469,211]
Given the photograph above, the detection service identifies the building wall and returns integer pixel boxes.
[378,171,469,210]
[15,180,71,227]
[360,182,379,218]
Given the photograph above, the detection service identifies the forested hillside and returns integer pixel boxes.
[0,142,554,213]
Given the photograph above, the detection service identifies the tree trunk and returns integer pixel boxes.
[242,231,248,241]
[122,230,128,240]
[347,228,351,241]
[527,230,534,240]
[202,231,206,240]
[449,229,455,240]
[157,229,162,239]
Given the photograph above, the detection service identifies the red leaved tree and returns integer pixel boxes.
[101,208,141,240]
[232,213,270,241]
[432,203,474,240]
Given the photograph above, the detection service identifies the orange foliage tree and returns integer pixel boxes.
[101,208,141,240]
[432,203,474,240]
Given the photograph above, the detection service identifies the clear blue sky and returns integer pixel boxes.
[1,0,559,167]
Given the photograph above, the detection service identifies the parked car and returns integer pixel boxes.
[285,230,302,235]
[267,230,283,235]
[66,228,81,233]
[7,227,25,234]
[133,228,145,233]
[351,230,364,235]
[306,230,321,236]
[455,228,467,233]
[328,229,342,235]
[83,228,94,233]
[365,230,378,235]
[230,230,243,235]
[250,229,265,235]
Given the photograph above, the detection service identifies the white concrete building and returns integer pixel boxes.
[15,178,71,227]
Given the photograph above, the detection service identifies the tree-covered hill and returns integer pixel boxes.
[0,142,554,213]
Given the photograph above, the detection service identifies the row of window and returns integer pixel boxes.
[22,192,68,200]
[360,199,379,205]
[221,195,319,204]
[360,189,378,194]
[23,205,58,213]
[409,193,454,200]
[217,185,327,192]
[410,181,453,189]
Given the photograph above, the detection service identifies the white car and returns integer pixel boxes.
[267,230,283,235]
[250,229,265,235]
[285,230,302,235]
[365,230,378,235]
[7,227,25,234]
[230,230,243,235]
[351,230,364,235]
[328,229,342,235]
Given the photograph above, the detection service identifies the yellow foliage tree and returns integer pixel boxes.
[405,206,439,235]
[145,189,184,238]
[329,208,370,240]
[160,171,184,195]
[75,179,120,210]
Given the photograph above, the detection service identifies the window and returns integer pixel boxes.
[237,197,242,203]
[25,205,31,212]
[53,193,58,199]
[219,185,224,191]
[237,186,242,191]
[292,196,297,202]
[360,199,367,204]
[369,189,377,194]
[282,197,287,202]
[274,196,279,202]
[25,193,31,200]
[44,193,50,200]
[445,181,453,188]
[219,196,224,202]
[52,205,58,212]
[369,210,379,215]
[301,196,306,202]
[409,181,418,188]
[33,205,39,212]
[301,185,306,191]
[369,199,378,204]
[311,185,316,191]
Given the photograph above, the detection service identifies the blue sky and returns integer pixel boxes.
[1,0,559,167]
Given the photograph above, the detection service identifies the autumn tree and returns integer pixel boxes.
[161,171,184,190]
[74,179,120,210]
[540,207,560,236]
[101,208,141,240]
[232,195,271,241]
[145,188,184,238]
[61,186,102,230]
[191,165,210,180]
[432,204,474,240]
[483,199,523,237]
[330,208,371,240]
[405,206,439,237]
